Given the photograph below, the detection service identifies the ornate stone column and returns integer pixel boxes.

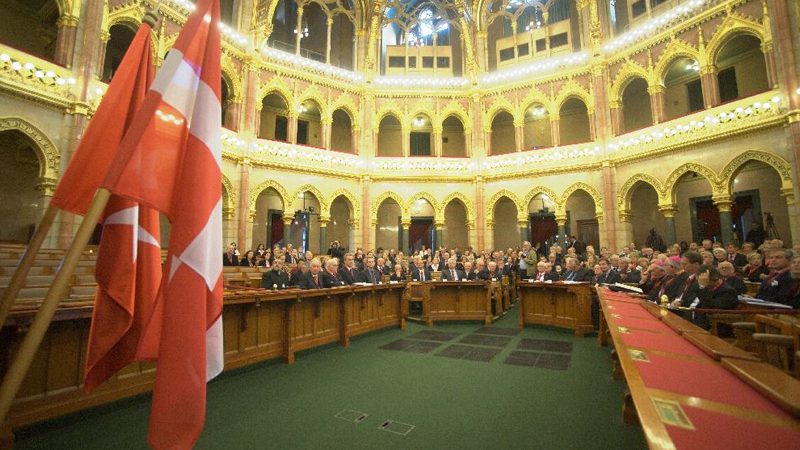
[288,112,298,144]
[223,206,236,248]
[713,196,734,244]
[224,99,243,132]
[283,215,294,248]
[659,205,678,246]
[319,216,330,254]
[361,175,371,249]
[513,119,524,152]
[325,17,333,64]
[617,210,634,251]
[549,115,561,147]
[483,129,492,155]
[55,14,79,68]
[463,128,472,157]
[485,220,494,253]
[402,125,410,157]
[433,124,443,157]
[295,6,304,55]
[351,126,360,154]
[587,109,597,141]
[555,215,567,247]
[35,177,58,247]
[609,101,623,136]
[322,118,332,150]
[434,221,444,248]
[400,220,411,252]
[237,159,251,248]
[474,176,485,250]
[648,84,666,124]
[699,64,720,109]
[94,28,110,79]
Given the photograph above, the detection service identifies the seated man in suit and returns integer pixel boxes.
[463,261,477,280]
[338,253,359,285]
[617,257,641,284]
[717,261,746,295]
[442,258,466,281]
[358,256,381,284]
[532,261,558,282]
[562,257,592,282]
[477,261,499,281]
[593,259,620,285]
[261,257,290,290]
[322,257,346,288]
[757,248,795,306]
[411,256,432,281]
[725,243,748,270]
[643,263,667,302]
[376,256,391,278]
[299,258,324,289]
[289,261,309,287]
[691,265,739,329]
[223,243,238,266]
[670,251,703,307]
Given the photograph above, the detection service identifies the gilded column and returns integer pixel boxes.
[617,210,634,251]
[325,17,333,64]
[322,118,332,150]
[485,220,494,253]
[54,14,79,68]
[288,112,298,144]
[434,221,444,248]
[648,84,666,124]
[433,124,443,157]
[283,215,294,248]
[555,216,567,246]
[351,126,360,154]
[400,220,411,253]
[237,159,251,248]
[514,119,524,152]
[474,176,485,251]
[600,162,617,251]
[483,129,493,155]
[713,196,734,245]
[659,205,678,246]
[609,101,623,136]
[402,124,411,157]
[549,115,561,147]
[241,59,260,134]
[699,64,720,109]
[518,217,530,243]
[295,6,304,55]
[361,175,371,250]
[319,216,330,254]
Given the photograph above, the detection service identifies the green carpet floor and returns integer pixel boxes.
[15,307,646,449]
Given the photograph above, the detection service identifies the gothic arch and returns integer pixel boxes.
[440,192,475,223]
[560,182,604,216]
[436,101,471,132]
[523,186,560,216]
[371,191,406,223]
[617,173,666,213]
[554,80,593,113]
[221,59,242,102]
[258,79,294,110]
[609,62,652,104]
[374,109,404,132]
[664,163,722,204]
[329,94,360,128]
[706,18,767,65]
[291,184,329,216]
[484,96,518,131]
[0,117,59,178]
[719,151,794,199]
[407,192,441,219]
[329,188,360,220]
[296,85,328,119]
[521,88,553,115]
[248,179,289,214]
[487,189,521,218]
[221,173,236,212]
[655,43,701,84]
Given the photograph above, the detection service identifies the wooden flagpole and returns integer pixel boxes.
[0,188,111,427]
[0,205,59,328]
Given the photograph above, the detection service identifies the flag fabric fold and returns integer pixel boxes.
[50,21,162,393]
[100,1,224,448]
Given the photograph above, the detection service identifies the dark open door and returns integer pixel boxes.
[409,218,433,252]
[577,219,599,251]
[268,210,284,247]
[530,213,557,256]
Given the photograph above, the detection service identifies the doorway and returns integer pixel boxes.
[409,217,433,252]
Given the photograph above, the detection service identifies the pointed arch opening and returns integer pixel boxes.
[493,196,519,250]
[621,77,652,133]
[259,92,290,141]
[523,103,552,150]
[377,114,402,157]
[663,57,704,120]
[441,115,466,157]
[715,34,769,103]
[0,129,45,243]
[559,97,590,145]
[490,110,515,155]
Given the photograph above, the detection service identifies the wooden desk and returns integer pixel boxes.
[2,284,405,429]
[517,282,593,336]
[597,287,800,449]
[424,281,493,325]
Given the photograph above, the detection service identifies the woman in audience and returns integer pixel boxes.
[390,264,405,281]
[744,252,768,282]
[240,250,257,267]
[256,243,266,257]
[261,250,272,268]
[712,248,728,266]
[701,251,714,266]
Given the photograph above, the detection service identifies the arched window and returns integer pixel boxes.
[377,114,402,157]
[490,111,515,155]
[410,114,433,156]
[330,108,353,153]
[621,77,652,133]
[102,24,137,82]
[523,103,552,150]
[0,129,43,243]
[559,98,591,145]
[259,93,290,141]
[296,100,323,147]
[441,115,466,157]
[715,34,769,103]
[0,0,59,61]
[663,57,704,120]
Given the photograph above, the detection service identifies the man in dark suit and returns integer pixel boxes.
[617,257,642,284]
[717,261,746,295]
[338,253,359,285]
[690,265,739,329]
[463,261,478,280]
[725,243,748,269]
[671,251,703,308]
[477,261,500,281]
[532,261,559,282]
[223,244,238,266]
[299,258,324,289]
[757,248,795,305]
[442,258,466,281]
[261,257,290,289]
[411,256,431,281]
[322,258,346,288]
[567,236,585,257]
[562,257,593,282]
[358,256,381,284]
[593,259,620,285]
[290,261,309,287]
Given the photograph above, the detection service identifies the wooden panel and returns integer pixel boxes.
[518,283,593,336]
